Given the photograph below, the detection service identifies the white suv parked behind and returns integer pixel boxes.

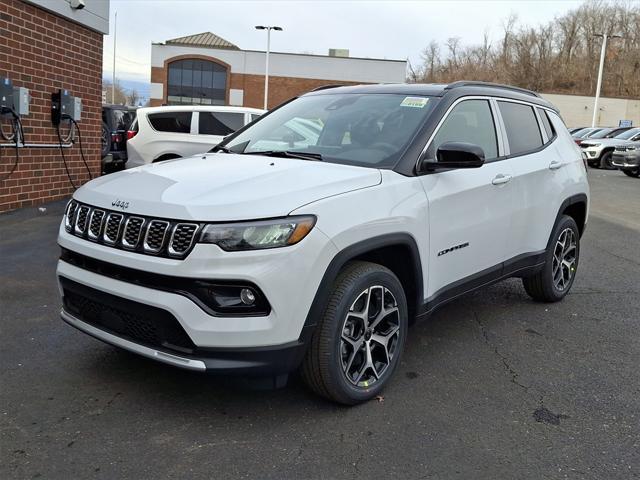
[126,105,264,168]
[58,82,589,404]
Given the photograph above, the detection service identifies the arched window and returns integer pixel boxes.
[167,59,227,105]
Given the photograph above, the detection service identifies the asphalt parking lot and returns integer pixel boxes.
[1,169,638,479]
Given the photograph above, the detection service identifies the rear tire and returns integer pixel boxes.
[523,215,580,302]
[300,261,408,405]
[622,168,639,178]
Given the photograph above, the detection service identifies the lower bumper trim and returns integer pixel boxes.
[61,308,313,375]
[61,309,207,371]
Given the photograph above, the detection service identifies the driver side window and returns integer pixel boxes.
[430,100,498,160]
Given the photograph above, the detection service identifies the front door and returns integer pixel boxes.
[419,98,514,299]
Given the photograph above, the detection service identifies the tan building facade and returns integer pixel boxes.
[149,32,408,109]
[541,93,639,128]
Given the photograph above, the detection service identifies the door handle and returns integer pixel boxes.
[549,160,563,170]
[491,174,512,185]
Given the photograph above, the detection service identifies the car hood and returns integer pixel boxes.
[582,138,631,147]
[74,153,382,221]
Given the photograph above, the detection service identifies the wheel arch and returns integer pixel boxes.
[154,153,181,162]
[301,233,424,341]
[551,194,588,246]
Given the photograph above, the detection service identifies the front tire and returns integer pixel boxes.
[599,151,614,170]
[301,261,408,405]
[523,215,580,302]
[622,168,639,178]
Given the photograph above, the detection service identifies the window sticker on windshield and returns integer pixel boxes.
[400,97,428,108]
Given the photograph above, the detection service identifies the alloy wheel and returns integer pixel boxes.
[340,285,401,388]
[552,227,577,291]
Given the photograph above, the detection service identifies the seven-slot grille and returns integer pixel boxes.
[64,200,200,259]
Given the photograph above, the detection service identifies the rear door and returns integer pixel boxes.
[419,98,514,297]
[496,100,567,260]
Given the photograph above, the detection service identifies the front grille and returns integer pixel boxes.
[169,223,199,257]
[122,217,145,249]
[74,205,90,234]
[64,201,200,259]
[61,277,196,353]
[88,210,105,240]
[103,213,124,245]
[143,220,170,253]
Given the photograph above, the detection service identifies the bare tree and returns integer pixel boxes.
[408,1,640,99]
[127,89,140,107]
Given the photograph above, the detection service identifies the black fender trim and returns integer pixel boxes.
[299,233,423,340]
[548,193,588,245]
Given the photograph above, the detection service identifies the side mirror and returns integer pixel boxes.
[419,142,485,172]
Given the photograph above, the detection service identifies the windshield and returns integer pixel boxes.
[588,128,615,139]
[223,93,436,168]
[614,128,640,140]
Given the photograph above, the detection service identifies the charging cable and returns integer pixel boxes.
[0,108,24,182]
[56,115,93,189]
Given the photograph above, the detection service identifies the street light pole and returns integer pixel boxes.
[255,25,283,110]
[591,33,621,128]
[112,11,117,104]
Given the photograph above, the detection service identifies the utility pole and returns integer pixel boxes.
[255,26,283,110]
[112,11,117,104]
[591,33,621,128]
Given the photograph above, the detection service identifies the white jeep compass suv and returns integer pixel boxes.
[57,82,589,404]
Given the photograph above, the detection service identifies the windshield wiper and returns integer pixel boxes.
[210,144,232,153]
[246,150,324,161]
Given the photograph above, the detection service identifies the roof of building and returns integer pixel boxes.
[165,32,239,50]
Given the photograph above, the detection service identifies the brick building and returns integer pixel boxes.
[0,0,108,212]
[150,32,407,109]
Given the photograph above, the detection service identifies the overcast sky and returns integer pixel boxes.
[103,0,585,86]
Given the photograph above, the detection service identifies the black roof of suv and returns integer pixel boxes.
[306,81,558,112]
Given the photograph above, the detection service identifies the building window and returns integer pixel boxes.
[167,59,227,105]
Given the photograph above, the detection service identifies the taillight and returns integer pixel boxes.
[126,130,137,140]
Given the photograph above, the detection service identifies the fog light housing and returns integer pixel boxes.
[240,288,256,305]
[196,284,269,316]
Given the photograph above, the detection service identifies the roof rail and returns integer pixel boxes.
[444,81,541,98]
[310,84,347,92]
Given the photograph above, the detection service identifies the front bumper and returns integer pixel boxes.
[611,153,639,169]
[581,146,604,161]
[57,221,338,373]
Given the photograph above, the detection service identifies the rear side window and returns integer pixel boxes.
[498,101,543,155]
[148,112,192,133]
[537,108,555,142]
[199,112,244,136]
[430,99,498,159]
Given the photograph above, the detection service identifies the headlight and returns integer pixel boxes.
[199,215,316,251]
[627,146,637,151]
[586,143,601,148]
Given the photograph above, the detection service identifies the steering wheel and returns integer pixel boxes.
[370,142,397,154]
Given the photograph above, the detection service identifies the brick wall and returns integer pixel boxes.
[150,64,361,109]
[0,0,103,212]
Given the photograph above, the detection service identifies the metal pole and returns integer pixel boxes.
[112,11,117,104]
[263,27,270,110]
[591,34,607,128]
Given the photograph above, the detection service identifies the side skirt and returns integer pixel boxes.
[416,250,546,319]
